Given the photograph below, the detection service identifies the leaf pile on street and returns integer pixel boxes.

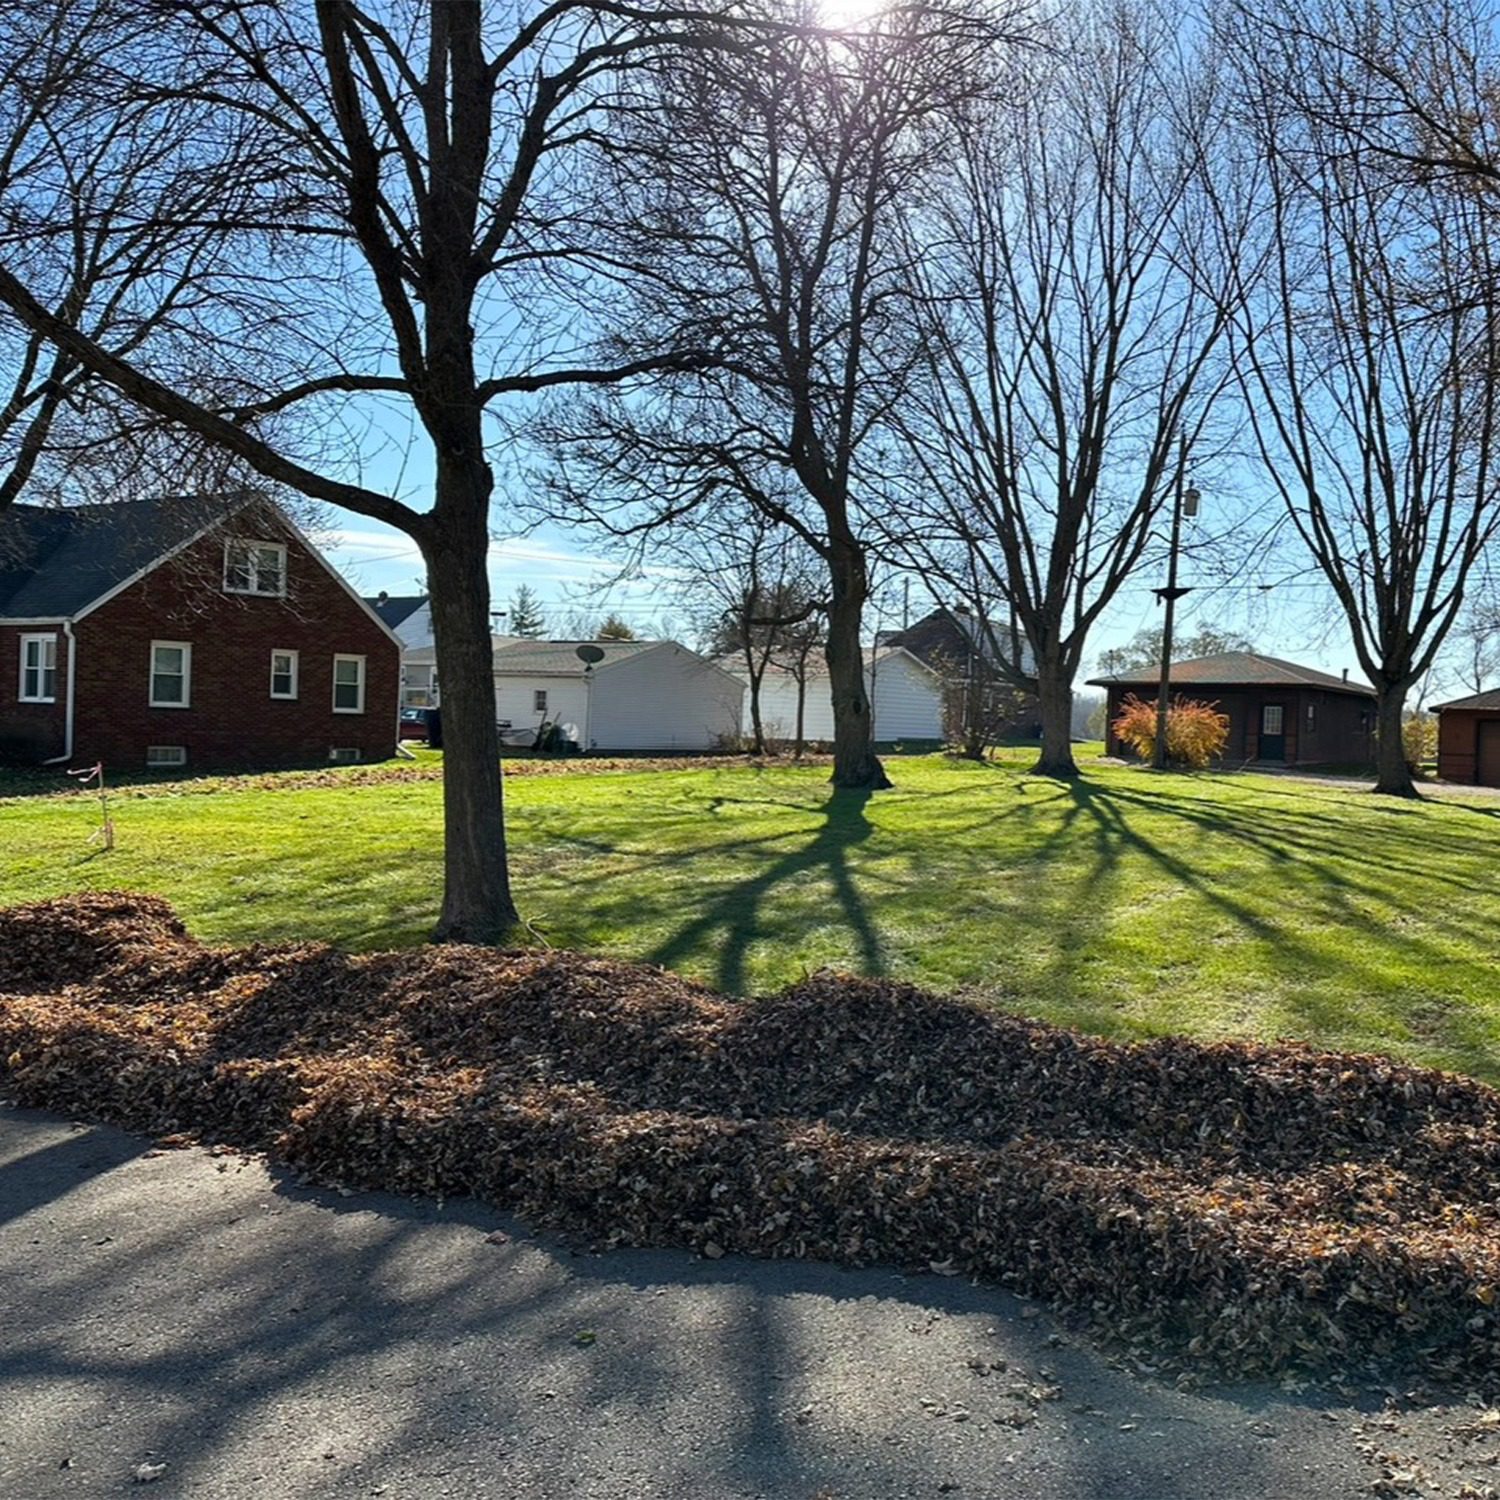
[3,891,1498,1389]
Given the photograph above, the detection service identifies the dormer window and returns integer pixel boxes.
[224,538,287,597]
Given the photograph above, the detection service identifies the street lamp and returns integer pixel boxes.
[1152,438,1198,769]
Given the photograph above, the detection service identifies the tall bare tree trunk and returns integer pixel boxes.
[746,659,767,755]
[795,662,808,758]
[423,453,519,941]
[826,544,890,789]
[1373,683,1417,798]
[1034,655,1078,778]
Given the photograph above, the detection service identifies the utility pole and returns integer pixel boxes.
[1152,437,1199,769]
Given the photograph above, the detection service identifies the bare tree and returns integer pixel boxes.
[1230,0,1500,795]
[542,0,1019,790]
[0,1,283,511]
[896,0,1245,777]
[1446,596,1500,695]
[0,0,763,939]
[674,504,824,754]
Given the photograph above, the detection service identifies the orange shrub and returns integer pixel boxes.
[1112,693,1229,768]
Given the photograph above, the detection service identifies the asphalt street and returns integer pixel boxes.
[0,1103,1493,1500]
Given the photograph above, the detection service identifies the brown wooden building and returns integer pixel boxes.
[1435,690,1500,785]
[1087,651,1376,767]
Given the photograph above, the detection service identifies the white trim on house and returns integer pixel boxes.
[270,648,300,700]
[276,511,406,649]
[40,621,78,766]
[149,640,192,709]
[18,631,58,703]
[70,496,259,624]
[222,537,288,597]
[332,653,366,714]
[45,496,397,650]
[0,615,68,627]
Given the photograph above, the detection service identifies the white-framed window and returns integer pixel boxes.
[18,632,57,703]
[149,641,192,708]
[270,649,299,700]
[332,654,366,714]
[533,689,548,712]
[223,538,288,597]
[146,745,187,767]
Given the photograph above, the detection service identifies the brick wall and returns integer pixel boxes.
[0,623,69,762]
[1438,707,1500,784]
[62,515,399,771]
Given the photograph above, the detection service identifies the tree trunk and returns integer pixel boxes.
[422,471,520,942]
[794,664,807,758]
[1372,682,1418,797]
[825,545,891,789]
[1033,658,1078,778]
[746,656,766,756]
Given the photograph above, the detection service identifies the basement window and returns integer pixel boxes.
[328,747,361,764]
[146,745,187,768]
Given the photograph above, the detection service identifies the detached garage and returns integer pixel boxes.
[402,638,744,753]
[739,646,946,746]
[1436,690,1500,785]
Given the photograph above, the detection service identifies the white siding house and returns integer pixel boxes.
[406,637,743,751]
[584,644,746,750]
[366,595,439,706]
[401,633,517,711]
[744,646,946,744]
[365,594,434,649]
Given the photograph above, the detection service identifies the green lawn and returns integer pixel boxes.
[3,749,1499,1081]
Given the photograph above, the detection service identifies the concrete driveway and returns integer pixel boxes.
[0,1104,1492,1499]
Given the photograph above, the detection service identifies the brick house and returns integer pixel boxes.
[0,495,400,771]
[1087,651,1376,766]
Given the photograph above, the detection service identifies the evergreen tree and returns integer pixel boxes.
[508,584,547,639]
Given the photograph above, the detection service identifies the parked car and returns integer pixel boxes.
[399,707,430,742]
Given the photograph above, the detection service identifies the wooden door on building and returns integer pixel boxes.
[1259,702,1286,761]
[1478,720,1500,786]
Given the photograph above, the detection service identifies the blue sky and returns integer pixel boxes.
[321,506,1386,694]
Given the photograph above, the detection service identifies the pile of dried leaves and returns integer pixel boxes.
[3,891,1498,1389]
[0,753,835,806]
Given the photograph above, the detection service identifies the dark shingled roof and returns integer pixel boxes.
[1087,650,1375,698]
[1435,689,1500,711]
[0,496,247,621]
[363,594,428,630]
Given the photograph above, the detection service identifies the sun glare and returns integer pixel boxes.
[818,0,887,30]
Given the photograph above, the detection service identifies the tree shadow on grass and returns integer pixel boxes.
[1051,777,1500,1078]
[648,788,882,995]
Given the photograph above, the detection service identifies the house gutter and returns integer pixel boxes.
[41,619,78,765]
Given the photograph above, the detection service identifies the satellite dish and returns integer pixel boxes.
[575,644,606,665]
